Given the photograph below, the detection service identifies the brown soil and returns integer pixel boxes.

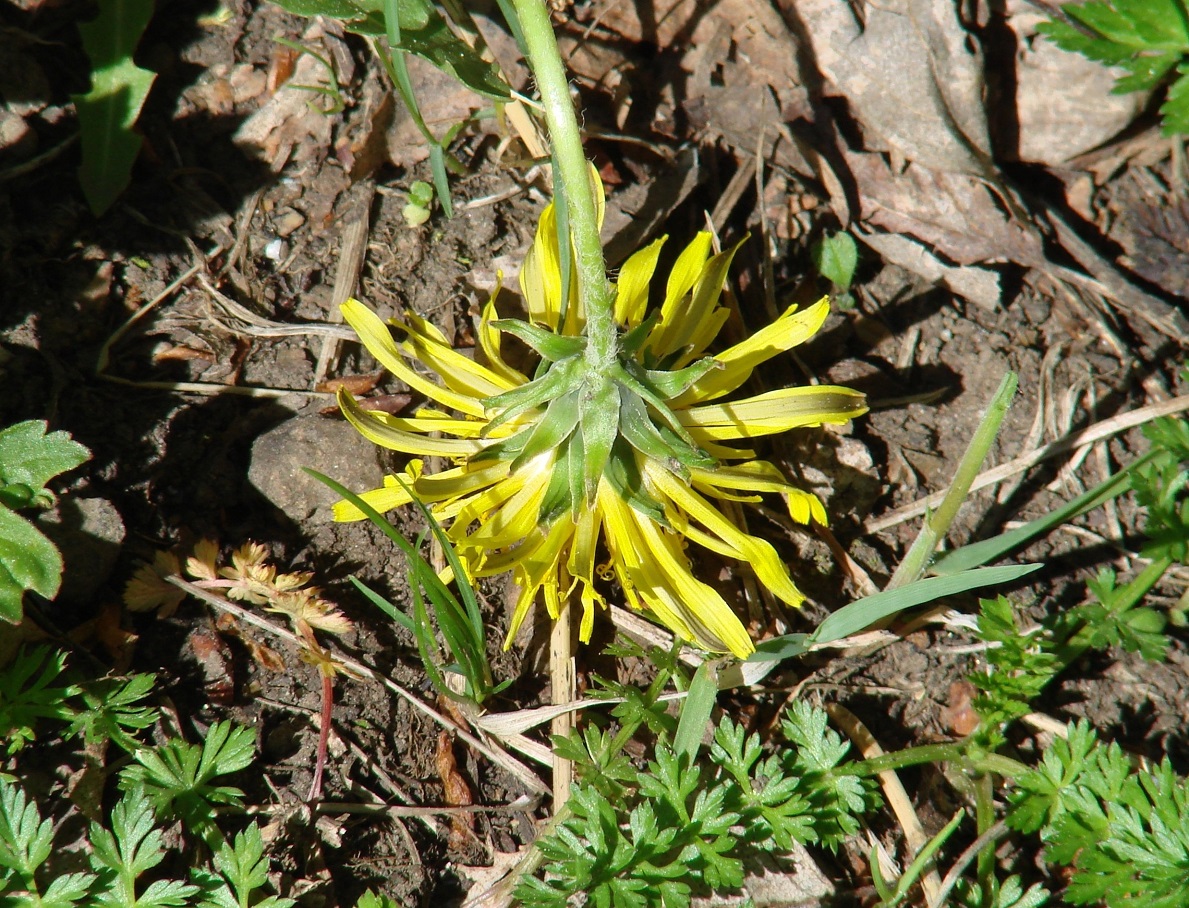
[3,0,1187,904]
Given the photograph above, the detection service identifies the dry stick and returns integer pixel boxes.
[828,703,943,905]
[1041,207,1189,339]
[167,575,550,796]
[549,600,576,809]
[863,393,1189,534]
[312,183,375,388]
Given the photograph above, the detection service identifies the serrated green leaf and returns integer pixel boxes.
[270,0,510,99]
[1161,64,1189,132]
[73,0,159,215]
[40,871,99,908]
[354,891,399,908]
[199,824,294,908]
[0,421,90,494]
[0,506,64,624]
[0,778,54,878]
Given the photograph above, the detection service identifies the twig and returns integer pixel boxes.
[313,182,375,388]
[927,820,1009,908]
[829,703,943,905]
[549,600,575,809]
[96,244,224,375]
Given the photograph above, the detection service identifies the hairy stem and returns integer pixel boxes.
[510,0,617,366]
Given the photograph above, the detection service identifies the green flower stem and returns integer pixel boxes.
[510,0,617,366]
[843,742,1028,780]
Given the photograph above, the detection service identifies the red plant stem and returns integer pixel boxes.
[308,670,334,802]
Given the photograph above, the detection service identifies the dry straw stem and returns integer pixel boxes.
[828,702,943,904]
[865,393,1189,534]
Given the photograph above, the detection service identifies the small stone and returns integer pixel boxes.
[273,208,305,237]
[248,409,387,523]
[38,497,126,606]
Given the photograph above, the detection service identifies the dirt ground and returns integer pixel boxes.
[3,0,1189,904]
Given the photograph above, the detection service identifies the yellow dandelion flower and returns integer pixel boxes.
[334,187,867,658]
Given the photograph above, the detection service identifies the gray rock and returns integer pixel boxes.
[38,497,126,606]
[248,411,387,523]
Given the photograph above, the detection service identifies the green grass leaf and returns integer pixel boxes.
[748,563,1043,664]
[73,0,159,215]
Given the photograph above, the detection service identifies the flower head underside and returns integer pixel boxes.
[334,194,867,658]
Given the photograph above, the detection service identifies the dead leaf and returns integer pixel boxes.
[857,230,1003,309]
[794,0,995,178]
[234,24,335,169]
[188,627,236,706]
[266,44,298,96]
[939,679,981,737]
[847,152,1045,268]
[437,730,476,851]
[95,600,137,669]
[316,371,385,395]
[152,343,216,364]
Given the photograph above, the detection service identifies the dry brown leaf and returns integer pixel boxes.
[794,0,995,178]
[188,627,235,706]
[437,730,476,850]
[847,152,1045,268]
[589,0,812,169]
[152,344,215,364]
[234,25,334,169]
[940,679,981,737]
[316,371,385,395]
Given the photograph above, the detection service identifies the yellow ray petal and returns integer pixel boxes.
[398,309,520,398]
[520,202,564,330]
[689,459,797,495]
[598,484,754,657]
[478,294,530,386]
[673,298,832,406]
[646,463,804,607]
[332,474,415,521]
[339,389,484,456]
[459,459,551,550]
[446,466,532,528]
[341,299,486,418]
[614,237,665,327]
[503,517,573,646]
[787,488,828,525]
[680,386,868,440]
